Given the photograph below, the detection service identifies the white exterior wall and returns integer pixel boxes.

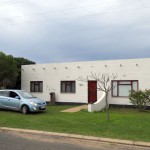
[21,58,150,105]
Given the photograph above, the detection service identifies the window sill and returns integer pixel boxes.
[61,92,76,94]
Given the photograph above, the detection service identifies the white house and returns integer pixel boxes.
[21,58,150,111]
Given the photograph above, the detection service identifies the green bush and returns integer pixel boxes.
[129,90,150,111]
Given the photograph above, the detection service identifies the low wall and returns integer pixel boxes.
[88,92,106,112]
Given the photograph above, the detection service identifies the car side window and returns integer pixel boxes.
[0,91,9,97]
[9,91,19,99]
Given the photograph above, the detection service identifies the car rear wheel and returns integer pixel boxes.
[21,105,29,114]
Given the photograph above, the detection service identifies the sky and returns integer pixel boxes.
[0,0,150,63]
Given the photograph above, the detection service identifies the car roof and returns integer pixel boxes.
[0,89,25,92]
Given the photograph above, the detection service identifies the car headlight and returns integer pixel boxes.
[29,100,38,106]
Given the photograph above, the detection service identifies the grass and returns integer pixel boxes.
[0,105,150,142]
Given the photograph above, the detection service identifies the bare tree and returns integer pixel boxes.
[78,73,117,121]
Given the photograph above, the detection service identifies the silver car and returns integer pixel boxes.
[0,90,46,114]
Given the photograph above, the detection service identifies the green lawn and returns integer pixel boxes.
[0,105,150,142]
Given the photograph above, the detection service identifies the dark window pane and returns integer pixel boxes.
[39,82,43,92]
[61,81,75,93]
[72,82,75,93]
[35,84,39,92]
[30,81,43,92]
[61,82,66,92]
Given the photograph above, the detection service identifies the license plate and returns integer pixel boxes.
[41,106,45,109]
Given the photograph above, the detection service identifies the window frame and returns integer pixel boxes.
[111,80,138,97]
[61,81,76,93]
[30,81,43,92]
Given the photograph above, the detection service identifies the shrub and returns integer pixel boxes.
[129,90,150,111]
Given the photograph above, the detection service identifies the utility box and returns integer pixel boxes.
[50,92,55,105]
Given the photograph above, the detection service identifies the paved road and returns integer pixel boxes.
[0,131,149,150]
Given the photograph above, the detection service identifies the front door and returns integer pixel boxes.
[88,81,97,103]
[7,91,21,110]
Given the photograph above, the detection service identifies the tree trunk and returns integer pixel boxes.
[105,92,110,121]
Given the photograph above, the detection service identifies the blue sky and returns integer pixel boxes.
[0,0,150,63]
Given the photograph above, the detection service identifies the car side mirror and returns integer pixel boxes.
[15,96,20,100]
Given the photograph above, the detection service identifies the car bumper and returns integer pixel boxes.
[30,105,46,112]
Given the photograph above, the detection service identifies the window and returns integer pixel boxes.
[9,91,19,98]
[0,91,9,97]
[61,81,75,93]
[30,81,43,92]
[112,80,138,97]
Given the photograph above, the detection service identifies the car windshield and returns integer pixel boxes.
[18,91,36,99]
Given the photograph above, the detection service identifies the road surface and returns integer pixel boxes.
[0,130,149,150]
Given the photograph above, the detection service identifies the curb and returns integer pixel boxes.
[0,127,150,147]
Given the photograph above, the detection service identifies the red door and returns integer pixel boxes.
[88,81,97,103]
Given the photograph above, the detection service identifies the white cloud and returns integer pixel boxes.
[0,0,150,63]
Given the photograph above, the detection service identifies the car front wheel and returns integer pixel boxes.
[21,105,29,114]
